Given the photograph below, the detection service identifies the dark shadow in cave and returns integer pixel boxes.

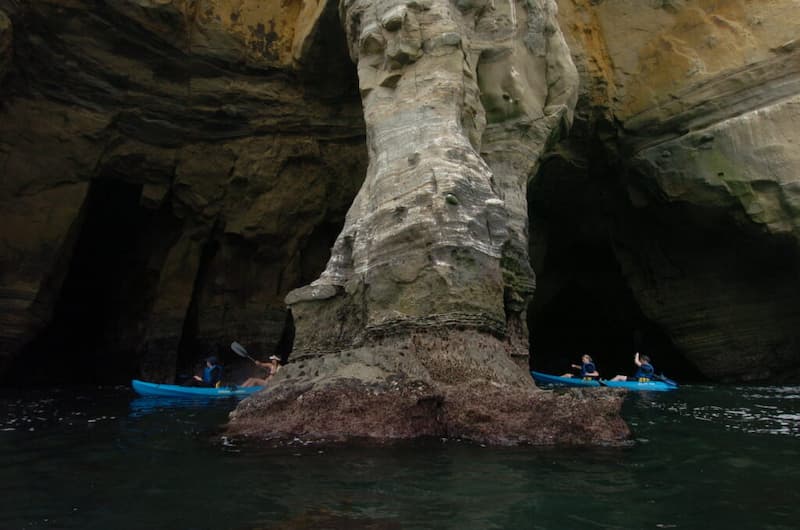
[175,234,221,381]
[276,220,342,363]
[275,309,295,364]
[9,178,175,386]
[299,221,343,287]
[526,154,707,383]
[528,242,706,382]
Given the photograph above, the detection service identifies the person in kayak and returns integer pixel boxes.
[610,352,655,382]
[192,356,223,387]
[241,355,281,387]
[561,354,600,380]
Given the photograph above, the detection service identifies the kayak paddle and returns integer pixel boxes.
[653,373,678,386]
[230,341,258,364]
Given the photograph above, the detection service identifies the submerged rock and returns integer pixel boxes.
[229,333,629,446]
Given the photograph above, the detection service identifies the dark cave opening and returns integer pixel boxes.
[528,241,705,382]
[526,153,707,383]
[175,235,221,382]
[299,221,344,287]
[10,179,169,386]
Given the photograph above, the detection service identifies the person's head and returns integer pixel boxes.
[206,355,219,367]
[269,355,280,365]
[582,354,593,364]
[640,354,651,364]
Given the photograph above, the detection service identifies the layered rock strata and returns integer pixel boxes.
[3,0,798,392]
[0,0,366,382]
[230,0,630,445]
[548,0,800,381]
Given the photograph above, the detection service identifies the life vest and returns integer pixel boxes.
[581,362,598,380]
[634,362,654,382]
[203,364,222,386]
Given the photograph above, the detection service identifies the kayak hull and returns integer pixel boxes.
[531,371,601,387]
[531,372,678,391]
[601,380,677,392]
[131,379,264,398]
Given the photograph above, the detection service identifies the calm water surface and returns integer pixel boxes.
[1,385,798,529]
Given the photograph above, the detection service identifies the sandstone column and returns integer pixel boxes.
[229,1,628,445]
[288,0,577,366]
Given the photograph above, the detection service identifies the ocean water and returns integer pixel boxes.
[0,384,798,529]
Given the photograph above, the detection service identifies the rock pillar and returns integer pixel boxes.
[229,0,629,446]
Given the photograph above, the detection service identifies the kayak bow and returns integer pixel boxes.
[131,379,264,398]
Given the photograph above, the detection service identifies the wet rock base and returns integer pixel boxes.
[228,335,630,447]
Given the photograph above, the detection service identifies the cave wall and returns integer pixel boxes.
[1,0,798,387]
[0,0,367,383]
[533,0,800,382]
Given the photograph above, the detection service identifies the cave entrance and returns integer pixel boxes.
[526,155,705,382]
[527,243,702,381]
[12,178,167,386]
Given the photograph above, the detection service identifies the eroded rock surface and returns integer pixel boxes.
[230,335,629,446]
[545,0,800,381]
[289,0,577,358]
[228,1,632,446]
[0,0,366,382]
[3,0,797,446]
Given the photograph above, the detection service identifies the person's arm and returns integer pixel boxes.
[634,352,642,367]
[586,369,600,377]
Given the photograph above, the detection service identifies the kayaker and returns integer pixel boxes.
[192,356,223,387]
[610,352,655,382]
[241,355,281,387]
[561,354,600,380]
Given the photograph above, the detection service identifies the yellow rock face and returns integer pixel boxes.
[189,0,321,66]
[558,0,799,125]
[0,0,364,381]
[99,0,328,68]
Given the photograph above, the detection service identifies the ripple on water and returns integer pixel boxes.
[636,385,800,437]
[1,384,800,530]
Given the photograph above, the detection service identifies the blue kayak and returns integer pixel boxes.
[531,371,601,387]
[601,379,678,392]
[531,371,678,392]
[131,379,264,398]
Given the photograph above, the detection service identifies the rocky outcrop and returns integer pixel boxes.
[287,0,578,362]
[230,370,630,446]
[227,0,633,446]
[0,0,366,382]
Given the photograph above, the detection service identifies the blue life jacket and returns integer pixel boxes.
[581,362,598,379]
[203,364,222,386]
[634,362,654,381]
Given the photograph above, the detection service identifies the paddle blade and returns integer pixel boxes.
[230,341,249,358]
[655,374,678,386]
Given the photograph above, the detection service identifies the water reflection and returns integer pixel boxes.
[129,396,235,417]
[0,385,798,529]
